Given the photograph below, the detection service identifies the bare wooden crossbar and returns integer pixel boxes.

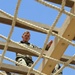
[1,10,75,40]
[0,41,75,65]
[0,63,35,75]
[0,10,59,34]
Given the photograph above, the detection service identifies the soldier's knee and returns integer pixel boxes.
[16,57,27,66]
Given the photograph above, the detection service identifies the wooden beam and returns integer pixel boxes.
[0,41,41,56]
[60,55,75,65]
[0,10,59,34]
[45,0,74,8]
[0,63,35,75]
[38,4,75,75]
[1,10,75,40]
[0,41,75,65]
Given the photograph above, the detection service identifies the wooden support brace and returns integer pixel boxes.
[38,4,75,75]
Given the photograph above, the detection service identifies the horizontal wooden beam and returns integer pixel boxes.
[1,10,75,40]
[45,0,74,8]
[0,41,75,65]
[0,41,40,56]
[0,10,59,34]
[0,63,35,75]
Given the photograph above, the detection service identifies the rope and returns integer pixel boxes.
[0,34,75,74]
[0,0,21,66]
[0,54,47,75]
[0,9,49,34]
[36,0,75,17]
[53,55,75,75]
[0,0,75,75]
[0,34,74,66]
[27,0,66,75]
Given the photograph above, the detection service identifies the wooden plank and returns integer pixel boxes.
[60,55,75,65]
[0,10,59,34]
[45,0,74,8]
[0,41,41,56]
[38,4,75,75]
[1,10,75,40]
[0,41,75,65]
[0,63,35,75]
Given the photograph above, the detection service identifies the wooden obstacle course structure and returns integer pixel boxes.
[0,0,75,75]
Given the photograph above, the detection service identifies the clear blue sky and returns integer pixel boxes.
[0,0,75,75]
